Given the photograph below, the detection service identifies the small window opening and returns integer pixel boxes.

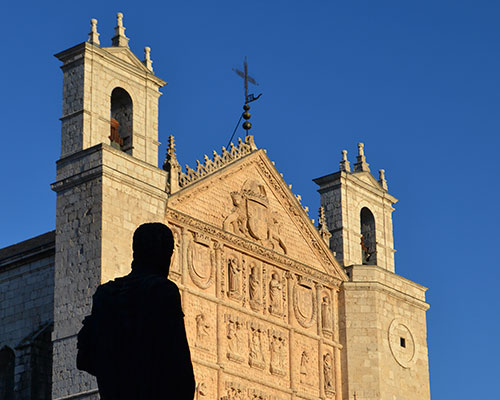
[360,207,377,265]
[110,88,133,154]
[400,337,406,348]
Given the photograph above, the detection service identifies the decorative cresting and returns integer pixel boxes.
[293,275,317,328]
[164,135,258,194]
[186,231,217,289]
[224,179,287,254]
[318,206,331,245]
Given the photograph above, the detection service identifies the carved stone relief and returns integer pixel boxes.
[225,314,245,363]
[323,352,335,396]
[169,228,182,275]
[187,231,215,289]
[248,262,262,311]
[223,179,287,254]
[268,271,283,316]
[195,313,210,350]
[221,382,244,400]
[268,330,286,376]
[300,351,310,384]
[293,276,317,328]
[248,322,265,369]
[321,293,333,337]
[195,382,207,399]
[227,254,242,300]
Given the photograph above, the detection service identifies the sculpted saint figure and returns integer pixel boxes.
[323,352,335,393]
[76,223,195,400]
[228,256,241,296]
[249,266,260,303]
[269,272,282,314]
[196,313,210,345]
[321,295,333,332]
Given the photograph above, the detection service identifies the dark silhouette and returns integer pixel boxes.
[77,223,195,399]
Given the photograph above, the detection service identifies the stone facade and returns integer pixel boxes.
[0,14,431,400]
[0,232,55,399]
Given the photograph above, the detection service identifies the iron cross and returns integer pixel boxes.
[233,57,261,104]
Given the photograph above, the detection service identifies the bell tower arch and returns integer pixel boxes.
[314,143,430,400]
[51,15,169,399]
[55,13,165,165]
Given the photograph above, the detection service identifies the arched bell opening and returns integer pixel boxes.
[110,87,133,154]
[360,207,377,265]
[0,346,15,400]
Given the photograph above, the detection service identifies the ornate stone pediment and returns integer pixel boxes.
[167,147,346,281]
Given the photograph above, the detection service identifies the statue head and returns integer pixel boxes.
[132,222,174,276]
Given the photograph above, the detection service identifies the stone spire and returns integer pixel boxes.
[378,169,388,191]
[143,47,153,72]
[163,136,181,194]
[88,18,100,46]
[318,206,332,245]
[111,12,130,48]
[339,150,351,172]
[353,142,370,172]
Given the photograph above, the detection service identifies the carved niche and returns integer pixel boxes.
[187,232,216,289]
[225,314,245,363]
[321,292,333,337]
[223,179,287,254]
[169,227,182,276]
[293,276,317,328]
[323,351,336,396]
[268,271,283,316]
[195,313,210,351]
[248,262,262,311]
[248,322,265,369]
[227,253,243,300]
[268,329,286,376]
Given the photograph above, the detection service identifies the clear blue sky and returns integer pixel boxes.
[1,1,498,398]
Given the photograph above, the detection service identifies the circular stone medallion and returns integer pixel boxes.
[388,318,416,368]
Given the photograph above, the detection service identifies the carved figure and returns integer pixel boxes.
[249,265,261,305]
[228,256,241,297]
[321,295,333,332]
[300,351,309,383]
[269,272,282,315]
[195,313,210,346]
[223,192,248,236]
[270,334,285,375]
[323,352,335,394]
[267,211,287,254]
[226,318,243,362]
[249,327,265,368]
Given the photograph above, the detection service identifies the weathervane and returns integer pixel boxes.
[233,57,262,136]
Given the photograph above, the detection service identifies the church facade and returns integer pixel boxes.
[0,14,431,400]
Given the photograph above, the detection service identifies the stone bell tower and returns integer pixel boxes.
[314,144,431,400]
[51,14,168,399]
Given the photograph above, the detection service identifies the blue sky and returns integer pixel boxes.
[1,1,499,398]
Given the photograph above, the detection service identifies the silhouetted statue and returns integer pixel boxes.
[77,223,195,400]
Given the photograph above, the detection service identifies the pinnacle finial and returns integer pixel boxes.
[353,142,370,172]
[318,206,332,245]
[112,12,130,48]
[143,46,153,72]
[378,169,388,191]
[340,150,351,172]
[163,135,181,194]
[88,18,100,46]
